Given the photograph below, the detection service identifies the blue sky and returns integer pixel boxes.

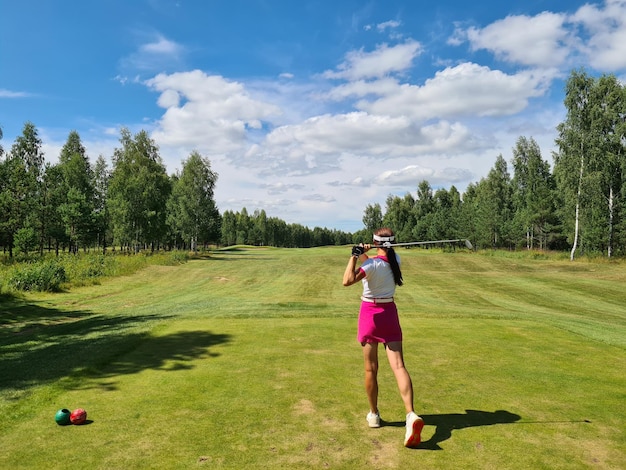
[2,0,626,232]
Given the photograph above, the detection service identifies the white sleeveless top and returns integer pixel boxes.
[359,255,400,299]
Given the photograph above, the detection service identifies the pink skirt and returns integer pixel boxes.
[357,301,403,344]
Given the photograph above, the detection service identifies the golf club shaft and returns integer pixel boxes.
[374,239,474,249]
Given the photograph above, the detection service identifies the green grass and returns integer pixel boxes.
[1,247,625,469]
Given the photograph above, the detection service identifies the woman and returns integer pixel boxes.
[342,227,424,448]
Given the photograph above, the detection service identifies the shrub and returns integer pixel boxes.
[166,251,190,265]
[61,253,113,284]
[8,260,68,292]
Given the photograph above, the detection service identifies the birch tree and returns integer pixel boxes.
[588,75,626,257]
[554,70,595,260]
[555,70,626,258]
[166,151,219,251]
[108,128,170,252]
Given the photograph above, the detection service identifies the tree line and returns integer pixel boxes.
[0,124,352,257]
[1,70,624,259]
[355,70,626,259]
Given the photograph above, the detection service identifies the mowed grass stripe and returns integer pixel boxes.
[394,250,626,348]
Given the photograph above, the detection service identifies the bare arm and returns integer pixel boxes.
[342,245,370,286]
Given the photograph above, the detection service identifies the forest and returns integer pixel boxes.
[1,70,625,259]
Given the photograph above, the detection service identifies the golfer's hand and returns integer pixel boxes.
[351,245,364,257]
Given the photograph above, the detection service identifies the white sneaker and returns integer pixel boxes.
[404,411,424,448]
[366,411,381,428]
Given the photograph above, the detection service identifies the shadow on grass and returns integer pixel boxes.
[384,409,521,450]
[0,298,231,394]
[207,249,277,261]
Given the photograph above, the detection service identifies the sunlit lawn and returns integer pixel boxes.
[1,247,625,469]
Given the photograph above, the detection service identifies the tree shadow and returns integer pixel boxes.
[79,329,232,391]
[384,409,521,450]
[0,297,231,393]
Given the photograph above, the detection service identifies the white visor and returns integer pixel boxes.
[373,234,394,243]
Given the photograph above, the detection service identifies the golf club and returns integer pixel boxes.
[374,238,474,250]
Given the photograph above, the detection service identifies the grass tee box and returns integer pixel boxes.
[1,246,625,469]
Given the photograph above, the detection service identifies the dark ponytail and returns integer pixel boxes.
[373,227,403,286]
[386,247,403,286]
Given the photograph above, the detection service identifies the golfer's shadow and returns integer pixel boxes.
[385,409,521,450]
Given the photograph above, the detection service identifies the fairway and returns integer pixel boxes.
[1,247,625,469]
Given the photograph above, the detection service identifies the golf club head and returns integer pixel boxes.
[464,239,474,250]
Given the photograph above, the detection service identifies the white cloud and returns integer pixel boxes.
[377,20,401,32]
[156,89,181,108]
[145,70,281,152]
[359,63,557,119]
[302,193,336,203]
[140,35,182,55]
[120,33,186,73]
[246,112,486,178]
[373,165,473,187]
[570,0,626,70]
[260,181,305,195]
[118,4,624,231]
[322,40,422,80]
[465,12,571,67]
[323,77,402,102]
[0,89,31,98]
[455,1,626,72]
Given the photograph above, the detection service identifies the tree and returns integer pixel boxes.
[588,75,626,257]
[108,128,170,252]
[250,209,268,246]
[267,216,289,247]
[554,71,593,259]
[554,70,626,258]
[412,180,434,241]
[57,131,95,252]
[382,193,416,242]
[459,182,481,248]
[511,137,556,249]
[467,156,513,249]
[362,203,383,237]
[10,122,44,177]
[92,155,110,252]
[429,186,462,241]
[167,151,220,251]
[221,210,238,246]
[41,163,68,254]
[236,208,250,245]
[2,123,45,256]
[0,157,26,257]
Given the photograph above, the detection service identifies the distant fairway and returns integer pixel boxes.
[1,247,625,469]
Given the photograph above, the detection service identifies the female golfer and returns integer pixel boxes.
[342,228,424,448]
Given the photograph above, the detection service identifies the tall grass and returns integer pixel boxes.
[0,250,190,293]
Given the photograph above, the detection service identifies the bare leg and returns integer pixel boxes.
[362,342,379,413]
[385,341,414,414]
